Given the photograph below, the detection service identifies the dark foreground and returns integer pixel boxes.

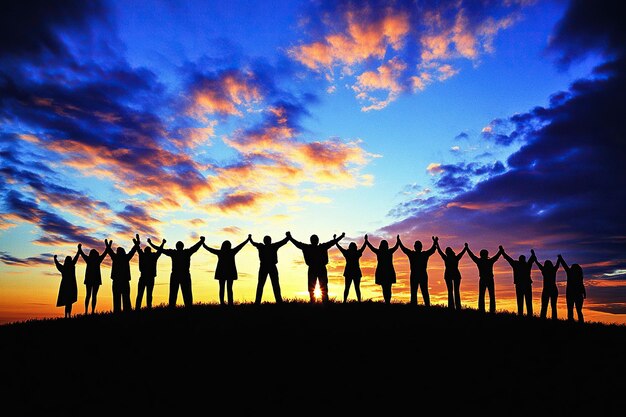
[1,300,625,416]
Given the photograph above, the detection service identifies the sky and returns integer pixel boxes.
[1,0,625,325]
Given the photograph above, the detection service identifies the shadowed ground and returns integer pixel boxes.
[1,300,625,415]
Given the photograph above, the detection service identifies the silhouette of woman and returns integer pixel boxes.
[398,235,438,306]
[532,250,560,320]
[134,234,165,310]
[287,231,345,303]
[203,235,251,305]
[250,234,290,304]
[149,236,205,308]
[557,255,586,323]
[77,240,110,314]
[334,236,367,303]
[436,241,468,310]
[105,238,139,313]
[364,234,400,304]
[501,246,536,317]
[466,244,503,313]
[53,245,81,318]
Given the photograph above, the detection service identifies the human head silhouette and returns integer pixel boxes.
[64,255,72,264]
[89,249,98,258]
[349,242,357,250]
[445,247,454,256]
[310,235,319,245]
[221,240,231,250]
[117,247,126,256]
[414,240,422,251]
[176,241,184,250]
[380,240,389,250]
[480,249,488,259]
[263,236,272,245]
[571,263,583,277]
[519,255,526,262]
[545,259,553,268]
[145,246,152,254]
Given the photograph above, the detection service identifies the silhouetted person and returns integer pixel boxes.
[288,231,345,303]
[149,236,204,308]
[77,240,110,314]
[105,238,139,313]
[53,245,80,318]
[466,244,503,313]
[334,236,367,302]
[250,234,290,304]
[436,241,468,310]
[203,235,251,305]
[533,250,560,320]
[501,246,536,317]
[398,235,438,306]
[557,255,586,323]
[133,234,165,310]
[365,234,400,304]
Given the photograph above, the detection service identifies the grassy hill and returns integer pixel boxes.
[1,300,625,416]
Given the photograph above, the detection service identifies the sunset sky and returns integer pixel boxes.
[1,0,625,325]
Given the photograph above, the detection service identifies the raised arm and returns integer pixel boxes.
[126,240,139,261]
[154,239,166,259]
[286,231,305,250]
[557,254,570,273]
[491,247,503,263]
[436,241,446,260]
[425,236,438,257]
[273,235,290,249]
[390,235,400,253]
[202,242,220,255]
[99,240,110,262]
[531,250,544,272]
[334,235,346,254]
[500,246,514,265]
[398,236,411,256]
[455,243,468,260]
[188,236,205,255]
[148,238,172,256]
[528,249,537,266]
[72,244,81,264]
[358,240,367,254]
[250,235,260,248]
[78,244,88,262]
[324,232,345,248]
[53,254,62,271]
[466,245,479,263]
[364,235,378,254]
[105,240,115,259]
[232,235,251,254]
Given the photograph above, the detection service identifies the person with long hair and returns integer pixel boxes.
[203,235,251,305]
[364,234,400,304]
[53,244,81,318]
[77,240,110,314]
[436,241,468,310]
[334,237,367,303]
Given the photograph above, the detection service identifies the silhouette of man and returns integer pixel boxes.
[466,245,503,313]
[436,240,468,310]
[149,236,204,308]
[250,234,290,304]
[287,231,345,303]
[557,254,586,323]
[134,234,165,310]
[105,238,139,313]
[533,250,560,320]
[501,246,536,317]
[398,235,438,306]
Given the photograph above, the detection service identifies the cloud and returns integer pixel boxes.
[289,0,529,110]
[379,0,626,310]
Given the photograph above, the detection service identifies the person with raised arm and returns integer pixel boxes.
[334,235,367,303]
[133,234,165,310]
[532,250,560,320]
[500,246,536,317]
[466,244,503,313]
[77,240,110,314]
[557,254,586,323]
[148,236,204,308]
[250,234,290,304]
[105,237,139,313]
[287,231,345,303]
[436,240,468,311]
[364,234,400,304]
[53,244,81,318]
[398,235,438,306]
[203,235,251,306]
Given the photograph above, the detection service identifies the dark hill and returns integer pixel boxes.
[1,300,625,416]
